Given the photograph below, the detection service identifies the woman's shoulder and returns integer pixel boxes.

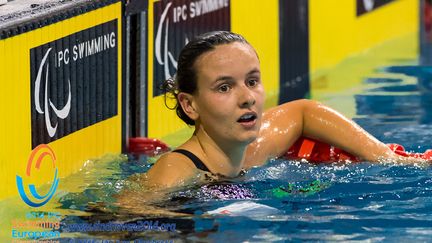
[245,99,316,167]
[145,151,200,188]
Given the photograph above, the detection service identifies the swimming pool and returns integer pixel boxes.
[5,35,431,242]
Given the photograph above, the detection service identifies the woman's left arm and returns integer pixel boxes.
[245,99,412,167]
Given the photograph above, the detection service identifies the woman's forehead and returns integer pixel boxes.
[194,42,259,76]
[202,42,255,61]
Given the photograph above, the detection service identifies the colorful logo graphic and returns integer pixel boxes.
[16,144,59,207]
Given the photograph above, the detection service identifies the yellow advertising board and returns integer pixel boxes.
[0,1,123,200]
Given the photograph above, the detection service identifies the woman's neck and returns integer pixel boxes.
[188,127,247,177]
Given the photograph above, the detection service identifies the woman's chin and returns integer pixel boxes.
[236,133,259,145]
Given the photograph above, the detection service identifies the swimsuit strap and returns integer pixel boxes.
[172,149,211,173]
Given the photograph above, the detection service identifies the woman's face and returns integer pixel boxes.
[190,42,265,146]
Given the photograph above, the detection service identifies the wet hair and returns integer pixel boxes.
[163,31,249,125]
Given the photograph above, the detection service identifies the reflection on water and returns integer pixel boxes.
[354,65,432,152]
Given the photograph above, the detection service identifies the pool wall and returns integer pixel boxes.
[0,0,123,200]
[0,0,420,201]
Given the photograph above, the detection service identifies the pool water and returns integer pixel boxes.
[53,42,432,242]
[58,155,432,241]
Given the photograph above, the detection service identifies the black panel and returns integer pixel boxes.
[129,14,139,137]
[279,0,309,103]
[420,0,432,65]
[125,0,148,16]
[30,20,119,148]
[357,0,395,16]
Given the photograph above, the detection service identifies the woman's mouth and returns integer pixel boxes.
[237,113,258,128]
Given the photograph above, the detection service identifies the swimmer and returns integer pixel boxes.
[145,31,428,188]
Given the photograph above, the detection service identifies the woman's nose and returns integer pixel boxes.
[239,87,256,108]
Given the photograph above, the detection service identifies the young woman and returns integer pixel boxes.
[145,31,428,189]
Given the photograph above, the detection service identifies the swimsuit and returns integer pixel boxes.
[171,149,253,199]
[172,149,211,173]
[172,149,246,176]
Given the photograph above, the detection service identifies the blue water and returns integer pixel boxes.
[57,65,432,242]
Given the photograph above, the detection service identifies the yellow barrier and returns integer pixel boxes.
[0,2,123,200]
[310,0,418,73]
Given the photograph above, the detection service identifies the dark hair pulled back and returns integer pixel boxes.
[163,31,249,125]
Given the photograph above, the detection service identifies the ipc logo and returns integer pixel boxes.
[16,144,60,207]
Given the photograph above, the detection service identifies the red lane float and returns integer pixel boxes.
[128,136,432,162]
[387,143,432,160]
[284,137,358,163]
[285,137,432,163]
[128,137,170,156]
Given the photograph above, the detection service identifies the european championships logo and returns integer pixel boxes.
[16,144,60,207]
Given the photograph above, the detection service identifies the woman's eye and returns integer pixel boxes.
[247,79,259,87]
[218,84,231,93]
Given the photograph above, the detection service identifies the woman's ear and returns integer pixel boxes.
[178,92,199,121]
